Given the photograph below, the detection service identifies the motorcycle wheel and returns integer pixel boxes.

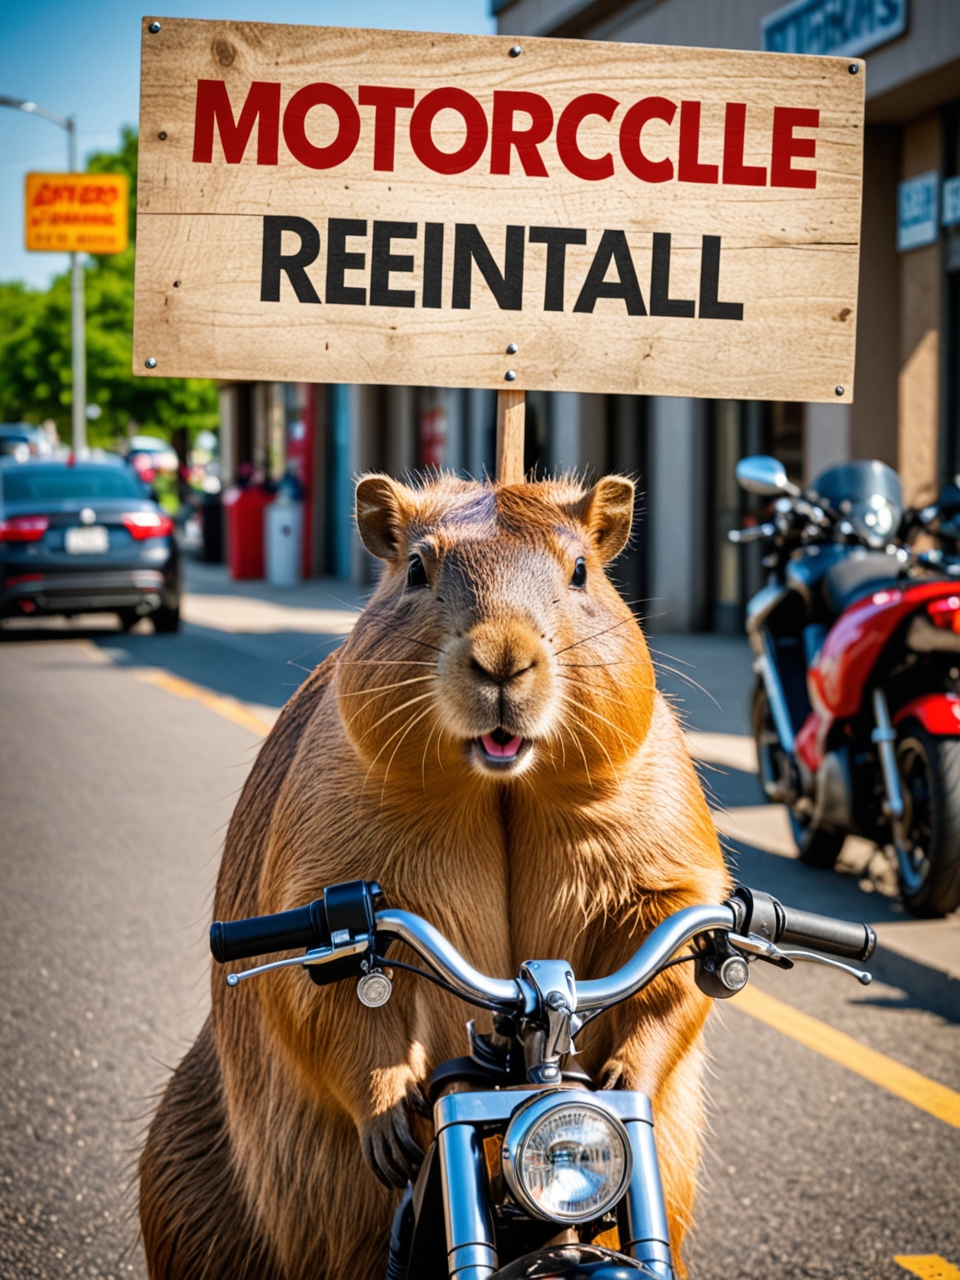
[751,682,844,868]
[895,722,960,917]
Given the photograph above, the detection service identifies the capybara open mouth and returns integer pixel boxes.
[471,728,529,771]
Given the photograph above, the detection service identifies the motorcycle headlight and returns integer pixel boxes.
[849,495,900,547]
[502,1093,632,1223]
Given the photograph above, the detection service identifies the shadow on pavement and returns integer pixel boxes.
[694,760,767,809]
[725,836,960,1023]
[0,615,347,709]
[97,623,346,708]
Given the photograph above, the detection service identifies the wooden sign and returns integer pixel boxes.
[134,18,864,403]
[26,172,129,254]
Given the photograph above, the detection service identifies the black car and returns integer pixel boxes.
[0,459,181,632]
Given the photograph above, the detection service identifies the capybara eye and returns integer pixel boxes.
[407,555,429,589]
[571,557,587,588]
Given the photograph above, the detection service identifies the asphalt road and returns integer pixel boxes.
[1,581,957,1280]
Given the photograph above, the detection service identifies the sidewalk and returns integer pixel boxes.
[178,562,959,1006]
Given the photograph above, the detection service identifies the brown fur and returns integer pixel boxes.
[140,474,729,1280]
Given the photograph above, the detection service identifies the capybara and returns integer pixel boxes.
[139,473,729,1280]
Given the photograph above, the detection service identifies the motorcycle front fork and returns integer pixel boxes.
[433,1090,675,1280]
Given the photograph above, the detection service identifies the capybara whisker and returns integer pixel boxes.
[560,689,642,746]
[338,675,437,698]
[337,658,439,667]
[381,705,435,802]
[369,617,448,654]
[562,709,622,784]
[553,613,635,656]
[354,690,437,744]
[650,662,722,709]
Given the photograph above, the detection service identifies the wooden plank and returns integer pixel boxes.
[134,18,865,402]
[496,390,525,483]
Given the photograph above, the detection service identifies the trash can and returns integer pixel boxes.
[265,489,304,586]
[223,484,273,579]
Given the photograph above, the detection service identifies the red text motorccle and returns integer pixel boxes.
[194,80,820,188]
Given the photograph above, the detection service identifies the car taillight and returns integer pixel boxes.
[0,515,49,542]
[123,511,175,540]
[927,596,960,632]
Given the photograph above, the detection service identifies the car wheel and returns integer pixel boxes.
[152,605,180,634]
[118,609,139,632]
[895,722,960,917]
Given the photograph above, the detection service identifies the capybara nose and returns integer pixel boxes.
[470,654,534,685]
[468,619,542,688]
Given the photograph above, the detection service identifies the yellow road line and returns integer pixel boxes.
[895,1256,960,1279]
[138,671,272,738]
[733,984,960,1130]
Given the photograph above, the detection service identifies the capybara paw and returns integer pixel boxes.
[598,1059,627,1090]
[360,1096,426,1189]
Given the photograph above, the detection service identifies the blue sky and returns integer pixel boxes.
[0,0,496,288]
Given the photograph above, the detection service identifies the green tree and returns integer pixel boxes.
[0,126,218,448]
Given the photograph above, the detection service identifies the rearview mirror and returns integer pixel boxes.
[735,456,798,497]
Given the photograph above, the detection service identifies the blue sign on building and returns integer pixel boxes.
[897,171,939,253]
[763,0,908,58]
[943,176,960,229]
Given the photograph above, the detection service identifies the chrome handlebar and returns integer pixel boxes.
[574,904,737,1010]
[222,892,872,1011]
[226,902,742,1015]
[375,909,523,1006]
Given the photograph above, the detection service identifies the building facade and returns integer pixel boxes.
[219,0,960,632]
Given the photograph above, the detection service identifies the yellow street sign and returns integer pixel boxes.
[25,172,129,254]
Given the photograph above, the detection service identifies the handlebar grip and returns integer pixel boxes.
[778,906,876,962]
[210,901,325,964]
[729,886,876,962]
[728,522,774,545]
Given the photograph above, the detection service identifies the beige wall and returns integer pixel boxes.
[850,127,900,466]
[898,113,943,508]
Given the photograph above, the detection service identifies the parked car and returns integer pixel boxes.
[126,434,179,484]
[0,459,181,632]
[0,423,54,462]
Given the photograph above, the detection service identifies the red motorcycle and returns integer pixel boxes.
[730,456,960,918]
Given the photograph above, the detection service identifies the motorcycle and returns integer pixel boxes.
[729,455,960,918]
[211,877,876,1280]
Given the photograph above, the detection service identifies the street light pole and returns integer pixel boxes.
[66,117,87,457]
[0,95,86,455]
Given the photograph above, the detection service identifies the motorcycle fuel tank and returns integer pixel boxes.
[811,579,960,720]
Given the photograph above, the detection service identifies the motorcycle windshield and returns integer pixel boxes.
[810,461,902,548]
[810,460,902,511]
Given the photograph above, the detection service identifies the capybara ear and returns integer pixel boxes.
[569,476,635,563]
[355,475,417,561]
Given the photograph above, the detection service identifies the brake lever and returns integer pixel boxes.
[728,932,872,985]
[776,949,872,986]
[225,936,370,986]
